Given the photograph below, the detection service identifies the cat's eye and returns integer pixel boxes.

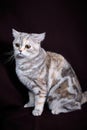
[25,45,31,49]
[15,43,20,48]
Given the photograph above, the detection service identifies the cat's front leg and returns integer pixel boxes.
[32,91,47,116]
[24,91,35,108]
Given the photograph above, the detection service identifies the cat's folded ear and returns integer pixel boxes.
[31,33,46,43]
[12,29,20,38]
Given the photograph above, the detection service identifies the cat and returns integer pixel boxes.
[12,29,87,116]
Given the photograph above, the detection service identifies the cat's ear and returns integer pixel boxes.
[31,33,46,43]
[12,29,20,38]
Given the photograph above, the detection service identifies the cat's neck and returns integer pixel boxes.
[15,48,46,69]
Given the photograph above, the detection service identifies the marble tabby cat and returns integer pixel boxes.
[12,29,87,116]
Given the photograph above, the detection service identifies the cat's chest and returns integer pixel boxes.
[16,66,47,92]
[16,61,45,80]
[16,67,36,89]
[16,63,38,77]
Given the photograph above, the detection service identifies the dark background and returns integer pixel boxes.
[0,0,87,130]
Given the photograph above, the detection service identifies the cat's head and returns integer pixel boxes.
[12,29,46,60]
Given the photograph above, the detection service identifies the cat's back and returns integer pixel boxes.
[47,51,64,61]
[46,51,66,69]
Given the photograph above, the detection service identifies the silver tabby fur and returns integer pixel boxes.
[12,29,87,116]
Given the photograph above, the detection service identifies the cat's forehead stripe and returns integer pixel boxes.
[20,34,30,45]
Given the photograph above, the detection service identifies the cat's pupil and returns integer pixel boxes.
[15,43,20,48]
[25,45,31,49]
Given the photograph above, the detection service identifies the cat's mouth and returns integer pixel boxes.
[16,53,25,58]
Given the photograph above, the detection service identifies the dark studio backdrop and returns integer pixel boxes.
[0,0,87,130]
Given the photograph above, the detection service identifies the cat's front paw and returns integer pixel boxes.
[32,109,43,116]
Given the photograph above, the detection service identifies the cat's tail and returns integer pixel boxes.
[81,91,87,105]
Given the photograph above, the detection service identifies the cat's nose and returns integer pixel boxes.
[19,49,22,53]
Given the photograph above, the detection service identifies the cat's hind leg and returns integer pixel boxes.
[48,97,81,115]
[48,97,67,114]
[24,91,35,108]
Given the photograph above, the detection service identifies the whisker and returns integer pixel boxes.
[1,50,15,64]
[5,54,14,64]
[4,50,14,55]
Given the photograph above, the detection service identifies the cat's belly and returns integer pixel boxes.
[47,66,62,91]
